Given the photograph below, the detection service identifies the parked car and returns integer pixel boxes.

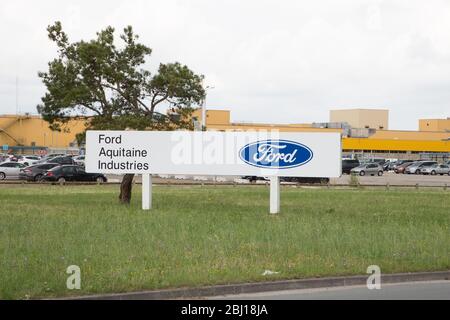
[392,160,413,171]
[405,161,438,174]
[242,176,329,184]
[19,163,61,181]
[0,161,27,180]
[72,155,85,167]
[0,154,8,162]
[342,159,360,174]
[281,177,330,184]
[2,154,19,162]
[421,164,450,176]
[384,159,399,171]
[369,158,386,165]
[350,163,384,176]
[17,155,41,166]
[46,156,76,165]
[394,161,415,174]
[41,165,107,183]
[242,176,267,182]
[36,153,66,164]
[382,161,391,171]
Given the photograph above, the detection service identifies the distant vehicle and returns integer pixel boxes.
[405,161,438,174]
[384,159,400,171]
[280,177,330,184]
[0,161,27,180]
[36,153,66,164]
[394,161,415,174]
[46,153,66,158]
[41,165,107,183]
[242,176,329,184]
[72,155,85,166]
[2,154,19,162]
[342,159,360,174]
[19,163,61,181]
[367,158,386,165]
[421,164,450,176]
[46,156,76,165]
[17,155,41,166]
[392,160,413,170]
[350,163,384,176]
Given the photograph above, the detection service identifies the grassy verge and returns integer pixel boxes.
[0,184,449,299]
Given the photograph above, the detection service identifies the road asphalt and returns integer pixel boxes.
[210,281,450,300]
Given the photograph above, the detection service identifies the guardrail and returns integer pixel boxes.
[0,180,449,190]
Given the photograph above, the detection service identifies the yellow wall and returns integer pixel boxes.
[330,109,389,129]
[371,129,450,141]
[192,109,231,126]
[343,138,450,153]
[2,109,450,153]
[0,115,86,148]
[201,109,450,153]
[419,119,450,132]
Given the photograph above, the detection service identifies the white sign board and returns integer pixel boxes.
[86,130,342,177]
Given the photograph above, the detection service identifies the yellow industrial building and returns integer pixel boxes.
[1,108,450,159]
[191,108,450,159]
[0,114,85,154]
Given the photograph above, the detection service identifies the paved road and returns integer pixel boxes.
[105,172,450,187]
[210,281,450,300]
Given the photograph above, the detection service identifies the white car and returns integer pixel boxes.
[18,155,41,166]
[405,161,438,174]
[0,162,27,180]
[421,164,450,176]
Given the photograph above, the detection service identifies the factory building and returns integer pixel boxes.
[191,108,450,160]
[1,108,450,160]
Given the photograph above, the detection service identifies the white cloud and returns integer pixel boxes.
[0,0,449,130]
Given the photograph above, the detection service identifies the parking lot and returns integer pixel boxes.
[97,171,450,187]
[1,154,450,187]
[333,172,450,186]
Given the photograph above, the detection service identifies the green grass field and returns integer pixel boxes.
[0,184,449,299]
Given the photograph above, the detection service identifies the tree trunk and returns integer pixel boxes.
[119,174,135,204]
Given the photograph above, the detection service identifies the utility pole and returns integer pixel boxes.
[15,76,19,115]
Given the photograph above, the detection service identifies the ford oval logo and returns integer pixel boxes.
[239,140,313,169]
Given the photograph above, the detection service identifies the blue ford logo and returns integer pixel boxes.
[239,140,313,169]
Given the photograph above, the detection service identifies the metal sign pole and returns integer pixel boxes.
[142,173,152,210]
[270,176,280,214]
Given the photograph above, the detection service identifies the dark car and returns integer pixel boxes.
[394,161,414,174]
[342,159,360,174]
[242,176,267,182]
[47,156,75,165]
[392,160,413,171]
[242,176,329,184]
[41,165,107,183]
[19,163,60,181]
[281,177,330,184]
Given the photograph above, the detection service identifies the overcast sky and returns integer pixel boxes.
[1,0,449,130]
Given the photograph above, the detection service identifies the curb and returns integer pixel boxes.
[67,270,450,300]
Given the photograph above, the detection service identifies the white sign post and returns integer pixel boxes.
[142,173,152,210]
[86,131,341,213]
[269,176,280,214]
